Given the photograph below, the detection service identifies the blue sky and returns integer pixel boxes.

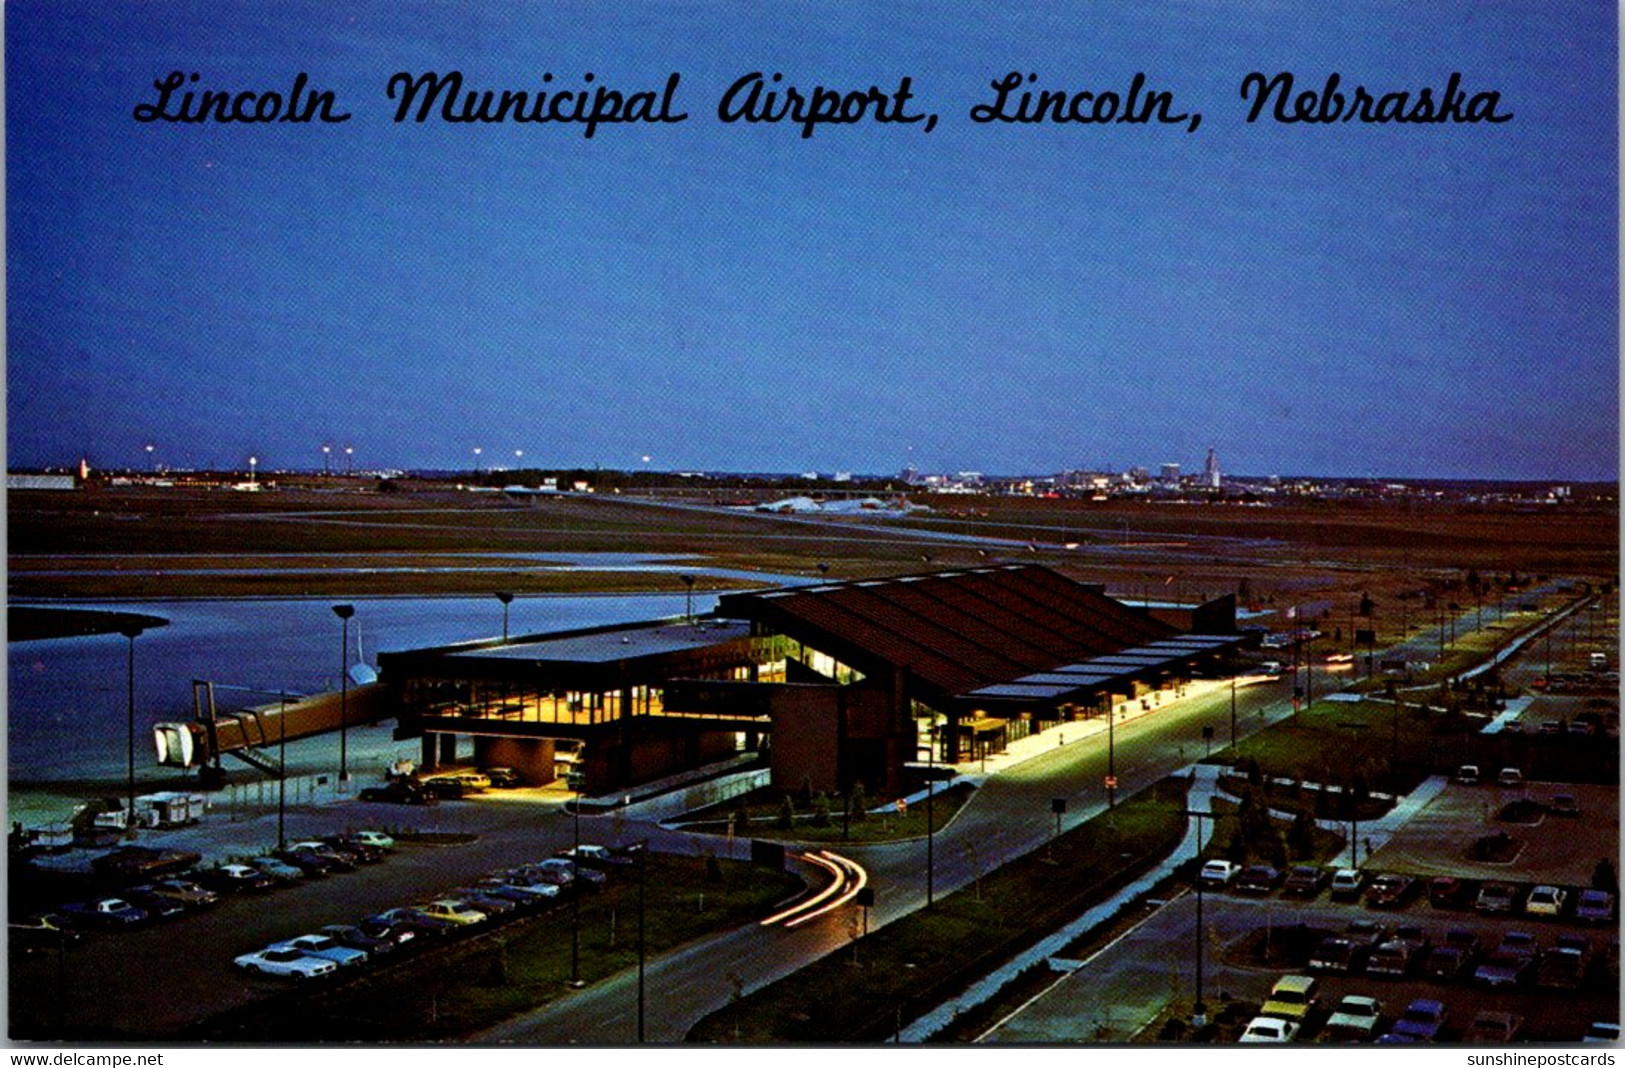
[6,1,1618,479]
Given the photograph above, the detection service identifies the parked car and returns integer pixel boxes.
[1329,868,1366,901]
[417,899,488,925]
[483,767,522,788]
[1536,940,1589,990]
[450,888,518,917]
[534,857,606,889]
[1236,865,1282,895]
[286,842,359,871]
[1239,1016,1299,1044]
[469,880,551,910]
[1548,794,1580,817]
[250,857,307,885]
[361,908,454,939]
[1526,884,1568,918]
[1428,875,1467,908]
[1322,995,1382,1041]
[495,873,564,900]
[1575,888,1615,924]
[1454,764,1480,785]
[198,864,277,894]
[1370,940,1425,978]
[148,879,220,909]
[349,830,396,851]
[1475,882,1518,914]
[273,933,368,968]
[1282,866,1327,898]
[274,849,340,877]
[234,946,337,980]
[1260,975,1319,1022]
[358,781,431,805]
[318,923,402,956]
[1464,1011,1524,1043]
[121,887,188,921]
[557,844,634,869]
[1198,859,1241,889]
[320,837,386,864]
[1497,767,1524,788]
[1367,873,1417,908]
[59,897,148,929]
[1474,945,1537,989]
[1424,930,1479,981]
[1389,999,1448,1042]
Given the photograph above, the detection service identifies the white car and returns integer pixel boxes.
[1199,860,1240,888]
[1323,995,1382,1040]
[1330,869,1365,899]
[1526,885,1567,917]
[1240,1016,1299,1044]
[350,830,395,851]
[234,946,338,980]
[275,933,369,967]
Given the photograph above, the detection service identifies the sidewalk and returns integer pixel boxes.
[896,764,1224,1042]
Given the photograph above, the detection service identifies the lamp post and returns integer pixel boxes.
[514,449,524,467]
[144,444,155,472]
[119,622,145,837]
[332,604,355,782]
[344,445,353,475]
[473,447,483,474]
[321,444,331,474]
[569,788,583,987]
[1107,699,1116,809]
[278,690,289,851]
[1185,809,1217,1027]
[926,721,935,909]
[496,591,514,643]
[248,455,257,486]
[680,574,696,627]
[635,842,647,1043]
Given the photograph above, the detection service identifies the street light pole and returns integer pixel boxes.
[119,623,145,837]
[332,604,355,782]
[569,788,583,987]
[1107,700,1116,809]
[926,722,935,909]
[496,591,514,644]
[278,691,289,851]
[1229,675,1238,753]
[1185,809,1216,1027]
[680,574,696,627]
[636,843,647,1043]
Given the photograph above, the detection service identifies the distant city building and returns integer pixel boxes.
[7,473,77,491]
[900,465,919,484]
[1204,447,1221,489]
[1159,463,1180,483]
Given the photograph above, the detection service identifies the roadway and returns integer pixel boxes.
[476,673,1305,1042]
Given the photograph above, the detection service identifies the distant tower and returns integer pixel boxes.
[1159,462,1181,483]
[1205,447,1221,489]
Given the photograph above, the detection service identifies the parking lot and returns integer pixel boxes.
[985,885,1618,1044]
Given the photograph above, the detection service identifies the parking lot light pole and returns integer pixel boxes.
[1229,676,1238,753]
[496,591,514,644]
[636,842,647,1043]
[1184,809,1217,1027]
[926,722,935,909]
[332,604,355,782]
[569,789,583,988]
[278,691,289,851]
[118,622,146,837]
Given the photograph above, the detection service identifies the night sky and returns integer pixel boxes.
[6,1,1618,479]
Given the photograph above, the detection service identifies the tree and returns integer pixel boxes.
[848,783,868,822]
[811,793,831,827]
[1288,810,1316,859]
[1593,858,1618,894]
[777,795,795,830]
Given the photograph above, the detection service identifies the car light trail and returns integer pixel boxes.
[760,850,869,928]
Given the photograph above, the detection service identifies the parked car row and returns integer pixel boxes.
[1243,972,1614,1044]
[233,843,632,981]
[37,831,398,935]
[1305,919,1616,993]
[1197,857,1618,925]
[359,767,525,804]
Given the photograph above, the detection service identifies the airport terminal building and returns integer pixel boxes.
[377,565,1243,795]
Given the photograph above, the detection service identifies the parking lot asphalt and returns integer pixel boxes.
[10,788,730,1037]
[982,890,1618,1044]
